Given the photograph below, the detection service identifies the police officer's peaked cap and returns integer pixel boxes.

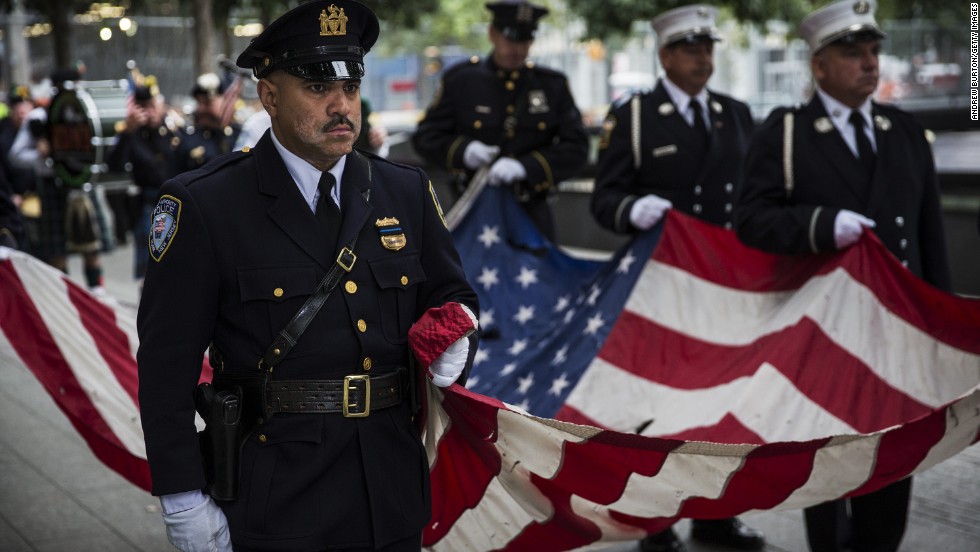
[799,0,885,53]
[486,1,549,41]
[236,0,379,80]
[652,4,721,47]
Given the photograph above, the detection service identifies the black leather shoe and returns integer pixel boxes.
[638,527,686,552]
[690,518,765,550]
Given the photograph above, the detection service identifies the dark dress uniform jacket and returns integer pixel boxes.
[175,120,241,173]
[137,131,477,550]
[591,82,755,233]
[412,56,588,233]
[735,97,951,290]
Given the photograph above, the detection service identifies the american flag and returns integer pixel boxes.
[1,183,978,551]
[422,186,980,549]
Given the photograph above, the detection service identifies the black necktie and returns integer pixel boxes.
[690,97,710,149]
[849,111,876,180]
[316,172,341,248]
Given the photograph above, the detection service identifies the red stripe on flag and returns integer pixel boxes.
[596,313,933,435]
[66,284,140,406]
[0,261,151,490]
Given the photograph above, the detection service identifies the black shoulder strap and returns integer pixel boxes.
[259,152,372,372]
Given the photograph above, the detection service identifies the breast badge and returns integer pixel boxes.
[376,217,406,251]
[528,90,549,114]
[149,195,181,262]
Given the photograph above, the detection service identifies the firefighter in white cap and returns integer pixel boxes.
[592,4,756,238]
[736,2,951,548]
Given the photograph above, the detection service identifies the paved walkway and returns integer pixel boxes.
[1,240,977,551]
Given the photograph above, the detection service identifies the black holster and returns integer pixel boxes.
[194,372,268,501]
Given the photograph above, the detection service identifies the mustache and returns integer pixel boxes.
[322,116,356,132]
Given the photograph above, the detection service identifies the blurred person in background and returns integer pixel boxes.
[412,0,588,241]
[175,73,241,172]
[7,67,107,293]
[106,77,180,286]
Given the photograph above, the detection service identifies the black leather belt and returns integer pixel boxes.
[264,370,403,418]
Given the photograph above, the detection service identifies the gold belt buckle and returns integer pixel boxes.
[343,375,370,417]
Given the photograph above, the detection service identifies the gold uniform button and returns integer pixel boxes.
[362,357,373,371]
[357,319,367,332]
[273,287,284,297]
[473,120,483,129]
[506,105,515,114]
[400,275,409,286]
[258,434,268,443]
[345,281,357,294]
[538,122,546,130]
[505,81,515,91]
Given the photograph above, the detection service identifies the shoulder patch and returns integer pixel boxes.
[149,195,181,262]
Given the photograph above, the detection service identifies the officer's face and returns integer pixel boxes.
[258,71,361,171]
[489,26,533,71]
[812,39,880,108]
[659,40,714,96]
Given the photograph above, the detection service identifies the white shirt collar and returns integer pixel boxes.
[661,76,708,114]
[815,87,873,131]
[269,128,345,211]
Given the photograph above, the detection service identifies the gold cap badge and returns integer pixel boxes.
[320,4,348,36]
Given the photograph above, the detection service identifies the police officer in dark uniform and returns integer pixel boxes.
[175,73,240,173]
[592,6,763,552]
[106,80,180,282]
[592,4,755,235]
[137,2,478,550]
[412,0,588,241]
[736,2,951,550]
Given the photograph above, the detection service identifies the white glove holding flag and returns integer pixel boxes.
[834,209,876,249]
[409,302,479,388]
[488,157,527,186]
[463,141,501,170]
[430,336,471,387]
[629,194,673,230]
[161,493,232,552]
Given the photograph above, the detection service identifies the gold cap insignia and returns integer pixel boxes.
[658,102,675,116]
[376,217,406,251]
[853,1,870,15]
[319,4,348,36]
[814,117,833,133]
[873,115,891,131]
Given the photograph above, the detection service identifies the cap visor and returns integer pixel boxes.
[284,60,365,80]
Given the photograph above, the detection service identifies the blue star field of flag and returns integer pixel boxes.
[452,187,661,417]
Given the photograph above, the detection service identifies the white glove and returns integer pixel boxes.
[463,141,500,170]
[430,336,470,387]
[161,494,232,552]
[488,157,527,186]
[833,209,876,249]
[629,194,673,230]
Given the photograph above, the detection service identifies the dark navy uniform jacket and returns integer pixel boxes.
[175,121,240,173]
[412,56,588,235]
[106,123,180,199]
[591,82,755,233]
[137,131,477,549]
[735,97,951,290]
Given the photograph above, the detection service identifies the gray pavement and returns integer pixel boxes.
[1,239,977,551]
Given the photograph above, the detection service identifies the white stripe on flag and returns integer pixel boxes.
[12,254,146,458]
[631,261,980,407]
